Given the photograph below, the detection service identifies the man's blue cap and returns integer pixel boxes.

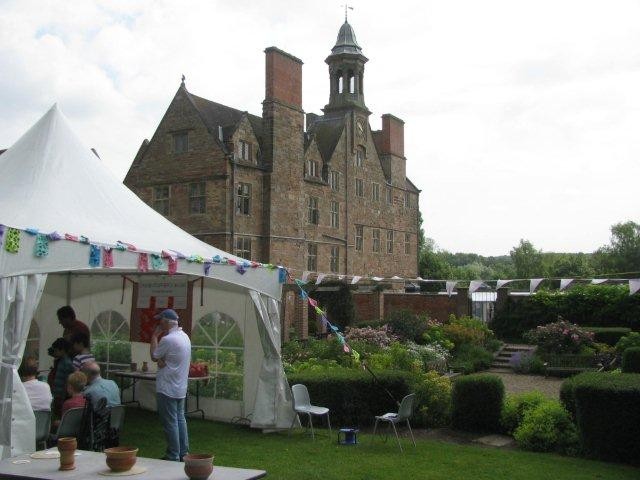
[154,309,179,321]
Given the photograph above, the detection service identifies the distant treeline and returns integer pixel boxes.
[419,220,640,282]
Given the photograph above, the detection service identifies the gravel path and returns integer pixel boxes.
[488,369,564,398]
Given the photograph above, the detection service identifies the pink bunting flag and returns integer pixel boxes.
[168,257,178,275]
[137,253,149,272]
[308,298,318,308]
[343,344,351,353]
[103,247,114,268]
[64,233,79,242]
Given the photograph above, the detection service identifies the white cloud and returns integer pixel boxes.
[1,0,638,256]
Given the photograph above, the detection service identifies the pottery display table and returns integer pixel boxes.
[112,370,211,418]
[0,450,266,479]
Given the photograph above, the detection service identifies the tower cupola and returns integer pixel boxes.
[323,20,370,115]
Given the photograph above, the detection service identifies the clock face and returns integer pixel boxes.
[356,118,365,138]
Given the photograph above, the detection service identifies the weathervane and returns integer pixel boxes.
[341,3,353,21]
[181,74,185,85]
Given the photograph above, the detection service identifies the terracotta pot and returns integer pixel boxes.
[104,446,138,472]
[184,454,214,480]
[57,437,77,471]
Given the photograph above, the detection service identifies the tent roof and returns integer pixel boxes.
[0,105,281,298]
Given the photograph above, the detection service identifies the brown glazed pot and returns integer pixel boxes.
[104,446,139,472]
[57,437,77,471]
[184,454,214,480]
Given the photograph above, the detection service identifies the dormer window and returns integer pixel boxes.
[173,132,188,154]
[237,140,252,162]
[355,146,365,167]
[306,159,319,178]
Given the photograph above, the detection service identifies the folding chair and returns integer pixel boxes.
[34,410,51,450]
[108,405,125,447]
[289,384,331,440]
[373,393,416,452]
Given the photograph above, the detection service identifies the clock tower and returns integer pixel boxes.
[323,20,371,117]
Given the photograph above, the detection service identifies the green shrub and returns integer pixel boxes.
[386,309,428,342]
[366,342,423,373]
[524,320,594,354]
[287,369,412,427]
[491,284,640,340]
[615,332,640,353]
[442,314,494,349]
[501,391,548,434]
[449,344,493,374]
[559,371,602,419]
[573,373,640,464]
[411,371,452,427]
[621,347,640,373]
[513,400,578,454]
[451,374,504,432]
[584,327,631,346]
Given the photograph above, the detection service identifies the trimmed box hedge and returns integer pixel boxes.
[451,374,504,433]
[584,327,631,346]
[573,373,640,464]
[621,347,640,373]
[287,369,412,428]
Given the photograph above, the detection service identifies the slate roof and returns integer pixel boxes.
[186,90,263,146]
[306,116,345,162]
[331,21,363,55]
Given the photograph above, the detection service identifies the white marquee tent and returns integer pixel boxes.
[0,105,294,459]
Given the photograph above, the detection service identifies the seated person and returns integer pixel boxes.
[62,371,87,416]
[48,338,75,417]
[82,362,121,408]
[19,356,52,411]
[70,332,95,371]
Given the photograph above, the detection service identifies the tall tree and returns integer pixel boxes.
[593,221,640,275]
[510,239,543,278]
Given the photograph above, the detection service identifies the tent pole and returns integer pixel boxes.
[66,272,71,304]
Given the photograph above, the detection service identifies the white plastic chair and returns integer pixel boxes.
[372,393,416,452]
[289,384,331,440]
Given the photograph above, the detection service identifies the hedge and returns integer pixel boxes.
[622,347,640,373]
[584,327,631,346]
[573,373,640,464]
[451,374,504,433]
[287,369,412,428]
[491,285,640,340]
[559,371,604,419]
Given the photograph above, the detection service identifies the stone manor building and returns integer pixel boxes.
[124,20,421,279]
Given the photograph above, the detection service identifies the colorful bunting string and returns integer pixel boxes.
[4,228,20,253]
[89,244,101,267]
[103,247,114,268]
[0,225,5,246]
[150,254,165,270]
[34,234,49,257]
[137,253,149,272]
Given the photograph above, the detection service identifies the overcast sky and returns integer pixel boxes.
[1,0,639,256]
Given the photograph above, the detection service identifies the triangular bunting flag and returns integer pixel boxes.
[445,281,458,297]
[315,274,326,285]
[629,279,640,296]
[468,280,485,295]
[302,271,310,282]
[530,278,544,294]
[496,279,512,290]
[591,279,607,285]
[351,276,362,285]
[372,277,383,282]
[559,279,574,291]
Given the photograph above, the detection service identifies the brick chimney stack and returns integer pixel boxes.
[264,47,303,108]
[381,114,404,158]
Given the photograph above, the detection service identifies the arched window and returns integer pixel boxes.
[356,146,366,167]
[337,71,344,94]
[348,71,355,93]
[25,320,40,361]
[91,311,132,375]
[191,312,243,400]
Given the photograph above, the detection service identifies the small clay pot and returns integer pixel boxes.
[104,446,138,472]
[184,454,214,480]
[57,437,77,471]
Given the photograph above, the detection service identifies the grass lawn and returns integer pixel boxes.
[121,408,639,480]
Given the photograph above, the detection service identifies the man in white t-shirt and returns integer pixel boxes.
[150,309,191,462]
[19,357,53,412]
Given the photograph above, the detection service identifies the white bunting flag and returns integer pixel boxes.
[591,279,607,285]
[351,276,362,285]
[530,278,544,294]
[391,276,402,280]
[372,277,383,282]
[338,275,345,280]
[496,279,512,290]
[416,277,425,281]
[559,279,574,291]
[445,281,458,297]
[302,271,310,282]
[468,281,485,295]
[630,279,640,296]
[315,274,326,285]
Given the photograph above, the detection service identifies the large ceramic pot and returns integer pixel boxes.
[57,437,77,471]
[104,446,139,472]
[184,454,214,480]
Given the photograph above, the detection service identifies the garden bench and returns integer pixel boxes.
[541,354,600,378]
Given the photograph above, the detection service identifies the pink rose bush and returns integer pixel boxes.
[524,320,594,354]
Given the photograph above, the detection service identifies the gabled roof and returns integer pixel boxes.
[185,90,263,146]
[306,116,345,162]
